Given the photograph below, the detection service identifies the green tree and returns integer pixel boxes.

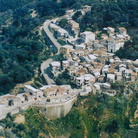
[72,11,82,21]
[0,75,13,95]
[105,120,119,133]
[58,18,68,28]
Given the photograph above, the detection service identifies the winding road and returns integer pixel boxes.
[41,20,62,85]
[43,20,61,55]
[0,19,80,120]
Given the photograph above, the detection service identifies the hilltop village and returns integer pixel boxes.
[49,6,138,96]
[0,5,138,120]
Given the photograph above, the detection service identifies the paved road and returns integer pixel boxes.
[41,58,56,85]
[40,20,63,85]
[43,20,61,55]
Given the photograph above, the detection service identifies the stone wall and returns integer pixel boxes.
[33,97,76,120]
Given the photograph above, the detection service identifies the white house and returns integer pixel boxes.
[36,91,44,98]
[84,74,95,86]
[115,72,122,80]
[76,74,95,87]
[24,85,38,94]
[107,74,115,83]
[119,64,126,72]
[57,28,69,38]
[101,83,111,89]
[80,31,95,44]
[62,60,70,70]
[103,27,115,36]
[107,38,125,53]
[107,38,116,53]
[88,54,97,61]
[102,65,109,74]
[82,5,91,12]
[50,61,61,76]
[66,9,74,15]
[124,69,132,77]
[76,76,84,86]
[115,40,124,50]
[94,83,101,90]
[16,93,25,103]
[9,97,21,106]
[93,70,101,77]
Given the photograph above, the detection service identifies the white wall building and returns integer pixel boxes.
[50,61,61,71]
[101,83,111,89]
[50,61,61,76]
[24,85,38,93]
[107,74,115,83]
[84,74,95,86]
[88,54,97,61]
[62,60,70,70]
[57,28,69,38]
[80,31,95,44]
[119,64,126,72]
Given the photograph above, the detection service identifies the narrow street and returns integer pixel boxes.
[40,20,62,85]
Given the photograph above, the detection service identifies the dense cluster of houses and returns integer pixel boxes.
[0,85,77,115]
[1,5,138,119]
[49,7,138,97]
[0,6,94,118]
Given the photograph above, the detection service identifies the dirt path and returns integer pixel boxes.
[82,120,88,138]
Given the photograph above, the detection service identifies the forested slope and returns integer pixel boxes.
[0,0,138,94]
[0,0,65,95]
[0,0,33,12]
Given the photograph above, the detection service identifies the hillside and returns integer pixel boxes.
[0,0,66,95]
[0,82,138,137]
[0,0,138,95]
[0,0,138,137]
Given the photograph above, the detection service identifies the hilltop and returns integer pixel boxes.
[0,0,138,138]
